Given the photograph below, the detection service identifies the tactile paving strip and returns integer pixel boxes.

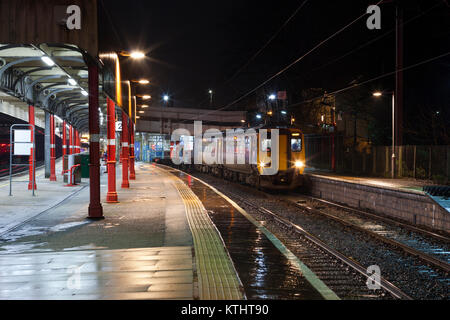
[171,178,244,300]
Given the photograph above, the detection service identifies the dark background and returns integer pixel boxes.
[98,0,450,145]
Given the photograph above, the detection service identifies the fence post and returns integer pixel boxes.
[428,146,432,180]
[385,147,389,177]
[398,146,403,178]
[447,146,450,182]
[372,147,376,175]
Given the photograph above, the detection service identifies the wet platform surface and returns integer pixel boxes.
[0,163,243,300]
[0,247,194,299]
[167,167,324,300]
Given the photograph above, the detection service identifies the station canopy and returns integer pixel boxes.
[0,43,119,132]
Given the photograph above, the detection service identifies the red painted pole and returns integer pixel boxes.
[62,121,67,175]
[28,105,36,190]
[121,111,129,188]
[129,118,135,180]
[87,62,103,219]
[49,114,57,181]
[106,97,118,202]
[77,131,81,153]
[62,121,67,156]
[69,125,73,155]
[75,130,79,153]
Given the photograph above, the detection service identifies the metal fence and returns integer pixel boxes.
[305,134,450,184]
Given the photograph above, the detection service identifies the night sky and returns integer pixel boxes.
[98,0,450,142]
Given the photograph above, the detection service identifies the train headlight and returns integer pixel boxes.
[295,161,304,168]
[259,161,271,168]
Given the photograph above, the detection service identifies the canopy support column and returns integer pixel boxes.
[49,114,57,181]
[106,97,118,202]
[28,105,36,190]
[87,62,103,219]
[129,119,136,180]
[121,111,129,188]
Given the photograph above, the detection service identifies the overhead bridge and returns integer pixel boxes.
[137,106,247,134]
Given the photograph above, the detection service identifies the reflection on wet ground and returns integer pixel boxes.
[173,170,323,300]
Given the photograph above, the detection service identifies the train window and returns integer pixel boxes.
[262,139,271,152]
[291,138,302,152]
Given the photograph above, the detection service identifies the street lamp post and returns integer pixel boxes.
[208,89,213,106]
[373,91,395,179]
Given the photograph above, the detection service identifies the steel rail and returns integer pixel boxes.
[305,195,450,243]
[222,190,412,300]
[284,196,450,274]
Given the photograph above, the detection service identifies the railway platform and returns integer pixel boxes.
[0,161,346,300]
[304,171,450,232]
[0,162,245,300]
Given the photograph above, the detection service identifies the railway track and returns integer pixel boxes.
[167,165,449,299]
[163,165,412,300]
[221,188,412,300]
[277,194,450,274]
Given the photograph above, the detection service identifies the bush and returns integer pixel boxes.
[432,174,448,185]
[415,167,426,180]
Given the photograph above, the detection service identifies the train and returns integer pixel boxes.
[171,125,306,190]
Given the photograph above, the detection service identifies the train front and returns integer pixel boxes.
[257,128,305,190]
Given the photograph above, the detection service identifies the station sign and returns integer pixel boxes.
[115,121,122,132]
[13,130,32,156]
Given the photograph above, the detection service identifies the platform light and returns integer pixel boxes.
[41,56,55,66]
[267,111,273,116]
[139,110,144,114]
[163,95,169,102]
[68,78,77,86]
[372,91,383,97]
[281,110,287,115]
[139,79,150,84]
[142,95,151,100]
[241,119,245,123]
[141,104,149,108]
[256,114,262,119]
[130,51,145,59]
[81,90,88,96]
[295,161,304,168]
[268,94,276,101]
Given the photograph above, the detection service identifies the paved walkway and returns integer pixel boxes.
[0,162,243,300]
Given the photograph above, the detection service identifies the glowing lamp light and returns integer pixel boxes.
[268,94,276,101]
[142,95,151,100]
[295,161,304,168]
[256,114,262,119]
[141,104,149,108]
[68,78,77,86]
[163,95,169,102]
[373,91,383,97]
[241,119,245,123]
[281,110,287,115]
[81,90,88,96]
[130,51,145,59]
[41,56,55,66]
[139,79,150,84]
